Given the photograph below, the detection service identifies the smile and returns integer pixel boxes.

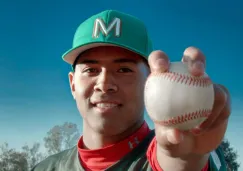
[95,103,119,108]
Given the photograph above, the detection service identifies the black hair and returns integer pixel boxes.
[72,53,83,71]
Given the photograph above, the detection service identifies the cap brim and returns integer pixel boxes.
[62,43,123,65]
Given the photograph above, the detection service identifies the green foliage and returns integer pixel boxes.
[220,139,240,171]
[0,143,29,171]
[0,122,80,171]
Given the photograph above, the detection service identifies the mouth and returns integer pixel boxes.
[91,101,122,113]
[95,103,120,108]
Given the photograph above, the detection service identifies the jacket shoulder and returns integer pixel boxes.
[31,146,78,171]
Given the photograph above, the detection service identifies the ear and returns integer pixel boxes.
[68,72,76,100]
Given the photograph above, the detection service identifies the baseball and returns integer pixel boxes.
[144,61,214,130]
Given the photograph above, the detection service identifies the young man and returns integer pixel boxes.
[32,10,230,171]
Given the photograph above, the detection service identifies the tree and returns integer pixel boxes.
[220,138,240,171]
[0,122,80,170]
[43,122,80,155]
[0,143,28,171]
[0,142,45,171]
[22,142,46,170]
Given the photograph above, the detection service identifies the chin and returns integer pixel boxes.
[90,121,128,136]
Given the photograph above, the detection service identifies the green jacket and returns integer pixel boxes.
[31,130,227,171]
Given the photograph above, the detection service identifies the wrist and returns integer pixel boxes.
[156,144,209,171]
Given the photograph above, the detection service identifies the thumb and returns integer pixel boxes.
[155,125,194,157]
[157,127,184,146]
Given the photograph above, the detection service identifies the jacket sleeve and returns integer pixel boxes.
[209,146,227,171]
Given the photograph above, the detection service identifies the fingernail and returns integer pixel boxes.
[190,61,205,76]
[157,58,167,67]
[167,130,182,144]
[154,58,168,72]
[182,55,190,62]
[167,132,178,144]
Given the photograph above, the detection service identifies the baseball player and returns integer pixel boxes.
[31,10,230,171]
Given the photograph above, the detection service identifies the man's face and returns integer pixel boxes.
[69,46,150,136]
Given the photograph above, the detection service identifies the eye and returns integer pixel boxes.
[83,68,99,73]
[118,67,133,73]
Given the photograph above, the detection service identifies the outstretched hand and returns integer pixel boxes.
[147,47,231,157]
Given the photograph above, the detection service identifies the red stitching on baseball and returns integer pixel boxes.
[151,109,211,126]
[150,72,212,87]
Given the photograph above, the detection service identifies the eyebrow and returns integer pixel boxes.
[79,58,138,64]
[114,58,138,64]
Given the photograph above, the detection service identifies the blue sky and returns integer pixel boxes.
[0,0,242,169]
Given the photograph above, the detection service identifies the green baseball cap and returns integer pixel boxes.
[62,10,153,66]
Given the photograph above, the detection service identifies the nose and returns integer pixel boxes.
[94,71,118,93]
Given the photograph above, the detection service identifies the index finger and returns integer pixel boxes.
[148,50,170,73]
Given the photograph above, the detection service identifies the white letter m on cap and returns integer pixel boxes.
[92,18,121,38]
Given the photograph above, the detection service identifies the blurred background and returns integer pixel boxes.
[0,0,242,170]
